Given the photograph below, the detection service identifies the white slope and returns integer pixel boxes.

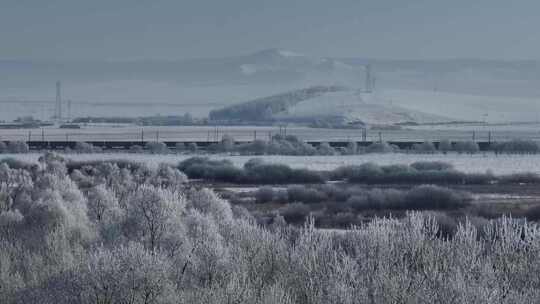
[274,90,452,125]
[376,89,540,123]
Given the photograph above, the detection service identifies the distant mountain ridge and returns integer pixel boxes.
[0,49,354,89]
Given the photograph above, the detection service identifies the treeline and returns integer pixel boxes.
[2,155,540,302]
[208,86,345,122]
[72,113,202,126]
[179,157,540,185]
[5,137,540,156]
[0,141,29,153]
[178,157,324,184]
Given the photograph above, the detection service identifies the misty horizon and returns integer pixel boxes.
[3,0,540,61]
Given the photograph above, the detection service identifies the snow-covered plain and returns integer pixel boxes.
[4,152,540,175]
[379,89,540,123]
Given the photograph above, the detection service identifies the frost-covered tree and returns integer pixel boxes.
[148,163,188,193]
[4,155,540,304]
[78,243,175,304]
[0,141,7,153]
[439,139,453,154]
[188,188,233,225]
[345,141,358,155]
[86,184,121,223]
[6,141,29,153]
[146,142,170,154]
[125,185,185,252]
[219,134,236,152]
[317,142,336,155]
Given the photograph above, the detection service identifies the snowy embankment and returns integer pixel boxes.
[3,152,540,175]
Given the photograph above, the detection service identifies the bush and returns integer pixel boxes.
[411,161,454,171]
[187,142,198,152]
[525,205,540,221]
[243,158,265,171]
[219,135,235,152]
[0,157,34,170]
[341,163,384,182]
[412,142,437,153]
[278,202,311,223]
[404,185,472,210]
[317,142,336,155]
[236,135,323,156]
[438,139,453,153]
[145,142,169,154]
[179,157,324,184]
[286,186,327,204]
[6,141,29,153]
[245,163,293,183]
[175,143,186,152]
[347,188,404,211]
[431,212,459,238]
[345,141,358,155]
[347,185,472,211]
[66,159,144,173]
[178,157,242,181]
[239,140,268,155]
[317,184,351,202]
[334,163,492,185]
[492,140,540,154]
[454,141,479,154]
[499,172,540,184]
[290,169,325,184]
[129,145,144,153]
[255,186,275,203]
[365,142,395,153]
[244,160,324,184]
[74,142,101,153]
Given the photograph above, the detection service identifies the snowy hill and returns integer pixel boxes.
[210,86,453,126]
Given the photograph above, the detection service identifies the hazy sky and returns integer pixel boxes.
[2,0,540,60]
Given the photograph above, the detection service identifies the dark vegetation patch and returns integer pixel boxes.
[332,162,540,185]
[242,183,473,228]
[177,157,324,184]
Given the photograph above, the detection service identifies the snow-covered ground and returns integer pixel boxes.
[379,89,540,123]
[274,90,451,124]
[4,152,540,175]
[2,124,539,142]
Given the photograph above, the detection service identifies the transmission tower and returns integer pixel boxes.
[365,64,373,93]
[55,81,62,122]
[67,100,72,121]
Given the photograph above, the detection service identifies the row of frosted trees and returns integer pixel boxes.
[4,137,540,155]
[1,154,540,303]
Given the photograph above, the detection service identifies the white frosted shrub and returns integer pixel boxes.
[188,188,233,225]
[126,184,186,252]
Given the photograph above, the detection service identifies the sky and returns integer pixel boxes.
[1,0,540,61]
